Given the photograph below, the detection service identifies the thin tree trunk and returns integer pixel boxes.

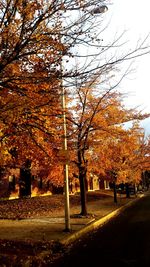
[113,181,117,203]
[79,166,88,216]
[125,183,130,198]
[19,159,31,198]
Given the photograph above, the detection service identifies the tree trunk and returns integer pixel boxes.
[113,181,118,203]
[125,183,130,198]
[77,140,88,216]
[79,165,88,216]
[19,159,31,198]
[38,177,43,189]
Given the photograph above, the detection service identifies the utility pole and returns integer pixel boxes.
[61,82,71,231]
[59,2,71,230]
[60,3,108,232]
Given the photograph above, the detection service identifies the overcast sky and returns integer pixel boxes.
[103,0,150,136]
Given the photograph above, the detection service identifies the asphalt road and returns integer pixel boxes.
[51,193,150,267]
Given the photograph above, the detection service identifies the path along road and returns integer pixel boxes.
[51,193,150,267]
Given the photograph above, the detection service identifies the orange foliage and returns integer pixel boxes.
[1,1,150,193]
[68,86,150,187]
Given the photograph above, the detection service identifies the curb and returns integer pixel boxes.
[60,194,145,246]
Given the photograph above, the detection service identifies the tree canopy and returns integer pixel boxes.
[0,1,150,213]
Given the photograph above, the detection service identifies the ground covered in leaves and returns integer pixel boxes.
[0,190,113,219]
[0,238,65,267]
[0,191,114,266]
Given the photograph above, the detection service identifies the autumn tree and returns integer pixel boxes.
[0,0,150,200]
[1,0,149,131]
[104,123,145,200]
[87,121,150,202]
[0,0,112,177]
[67,83,150,214]
[0,1,100,185]
[128,125,150,190]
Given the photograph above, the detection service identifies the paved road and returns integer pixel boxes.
[51,193,150,267]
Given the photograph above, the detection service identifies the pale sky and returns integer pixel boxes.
[103,0,150,136]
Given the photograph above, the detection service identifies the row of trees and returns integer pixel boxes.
[0,0,150,215]
[67,88,150,213]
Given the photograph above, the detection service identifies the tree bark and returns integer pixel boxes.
[77,145,88,216]
[79,165,88,216]
[19,159,31,198]
[125,183,130,198]
[113,181,118,203]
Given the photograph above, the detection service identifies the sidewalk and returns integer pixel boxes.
[0,191,145,246]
